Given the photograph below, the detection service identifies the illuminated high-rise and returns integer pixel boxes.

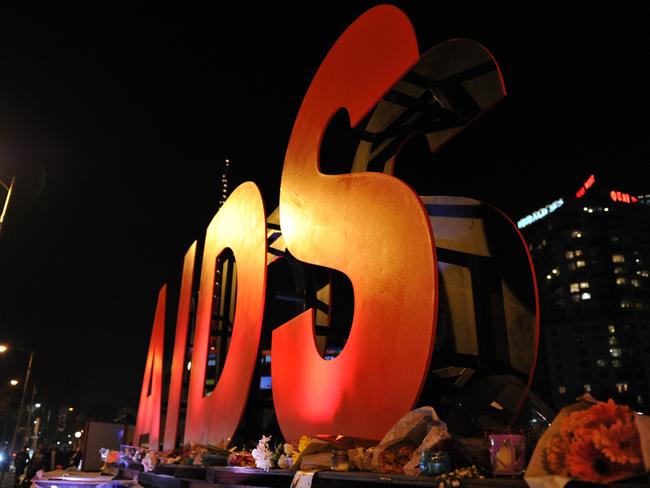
[520,176,650,412]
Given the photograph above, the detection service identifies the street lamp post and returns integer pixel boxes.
[0,175,16,236]
[24,385,37,451]
[10,349,33,454]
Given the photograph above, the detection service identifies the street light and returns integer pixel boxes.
[9,379,18,386]
[0,175,16,236]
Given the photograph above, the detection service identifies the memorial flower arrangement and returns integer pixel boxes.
[292,435,312,464]
[528,398,647,485]
[251,435,274,471]
[276,443,294,469]
[250,435,300,470]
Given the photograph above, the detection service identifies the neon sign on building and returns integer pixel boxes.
[517,198,564,229]
[610,190,638,204]
[576,174,595,198]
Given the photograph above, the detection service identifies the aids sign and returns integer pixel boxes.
[133,6,539,448]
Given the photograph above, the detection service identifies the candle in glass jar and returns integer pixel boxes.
[489,434,525,476]
[331,449,349,471]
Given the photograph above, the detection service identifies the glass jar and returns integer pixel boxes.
[331,449,349,471]
[419,449,451,475]
[489,434,525,476]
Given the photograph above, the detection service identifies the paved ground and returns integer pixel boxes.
[0,472,15,488]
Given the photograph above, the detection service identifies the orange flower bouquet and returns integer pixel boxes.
[525,396,650,488]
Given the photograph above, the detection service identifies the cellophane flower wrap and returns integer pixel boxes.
[526,395,650,488]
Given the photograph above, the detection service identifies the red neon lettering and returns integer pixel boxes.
[133,286,166,449]
[577,175,595,198]
[273,6,437,441]
[185,182,267,445]
[610,190,637,204]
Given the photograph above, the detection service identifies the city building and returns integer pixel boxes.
[520,175,650,412]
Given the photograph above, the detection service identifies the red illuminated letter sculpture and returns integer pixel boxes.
[133,285,166,448]
[162,242,196,451]
[272,6,437,441]
[185,182,267,445]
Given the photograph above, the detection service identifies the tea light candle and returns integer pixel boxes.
[489,434,525,476]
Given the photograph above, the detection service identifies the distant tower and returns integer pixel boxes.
[205,157,236,398]
[218,158,230,208]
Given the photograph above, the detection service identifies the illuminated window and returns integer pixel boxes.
[596,359,608,367]
[565,251,574,259]
[570,283,580,293]
[609,337,618,345]
[576,260,586,268]
[620,300,631,309]
[571,230,582,238]
[608,325,616,334]
[638,270,649,277]
[612,359,623,368]
[571,295,581,303]
[614,267,626,275]
[584,384,591,392]
[638,395,643,403]
[581,292,591,300]
[558,386,566,394]
[610,347,622,357]
[552,267,559,275]
[635,258,642,264]
[612,254,625,263]
[616,277,628,285]
[574,250,583,257]
[568,262,576,271]
[579,282,589,289]
[546,274,552,280]
[631,279,641,287]
[616,383,628,393]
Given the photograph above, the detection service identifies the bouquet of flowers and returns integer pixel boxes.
[250,435,297,471]
[227,451,256,467]
[99,448,122,475]
[251,435,274,471]
[526,396,650,487]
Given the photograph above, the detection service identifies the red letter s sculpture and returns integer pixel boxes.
[273,6,438,441]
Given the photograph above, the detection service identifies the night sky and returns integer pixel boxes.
[1,4,648,416]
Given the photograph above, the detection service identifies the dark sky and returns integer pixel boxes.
[1,4,648,415]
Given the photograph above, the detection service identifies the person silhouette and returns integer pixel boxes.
[13,446,30,487]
